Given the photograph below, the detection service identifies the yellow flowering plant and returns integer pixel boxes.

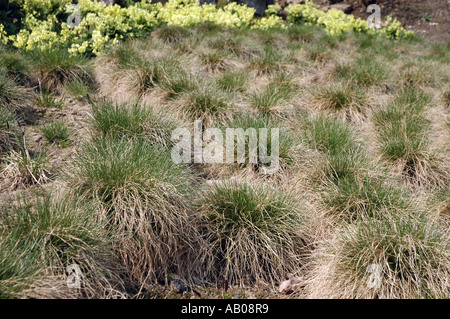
[2,0,413,56]
[286,1,413,39]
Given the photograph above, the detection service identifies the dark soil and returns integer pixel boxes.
[345,0,450,42]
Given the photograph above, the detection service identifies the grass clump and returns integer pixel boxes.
[217,70,249,93]
[197,181,306,285]
[334,57,387,87]
[70,137,209,284]
[305,43,330,63]
[89,99,178,147]
[200,51,230,73]
[159,69,198,98]
[0,47,31,83]
[372,90,446,186]
[29,49,92,94]
[250,46,283,75]
[182,86,229,125]
[0,73,31,110]
[42,122,71,146]
[301,114,364,182]
[307,214,450,298]
[313,82,366,120]
[65,80,93,101]
[251,85,292,116]
[35,91,65,109]
[208,34,254,58]
[152,25,191,44]
[287,24,317,43]
[0,107,18,153]
[220,114,295,174]
[0,194,123,298]
[1,126,49,190]
[321,174,414,222]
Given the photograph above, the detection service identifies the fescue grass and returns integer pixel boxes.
[397,62,437,88]
[2,21,449,299]
[28,48,92,94]
[69,137,209,284]
[131,57,179,96]
[250,46,283,74]
[159,68,198,98]
[307,213,450,298]
[197,181,306,285]
[321,174,414,222]
[65,80,93,101]
[0,47,31,84]
[208,33,254,58]
[301,114,365,182]
[89,99,178,147]
[200,50,230,73]
[313,82,366,120]
[42,122,71,146]
[1,125,49,190]
[219,114,295,174]
[287,24,318,43]
[251,85,292,116]
[182,86,229,125]
[334,57,388,87]
[372,89,446,186]
[35,91,65,109]
[0,107,18,153]
[152,24,191,44]
[0,73,31,110]
[217,70,248,93]
[0,194,123,298]
[305,43,330,63]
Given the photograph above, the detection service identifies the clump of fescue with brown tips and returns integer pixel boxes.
[89,99,180,147]
[372,87,449,187]
[312,82,366,121]
[306,213,450,299]
[152,25,191,44]
[95,43,181,103]
[199,50,232,73]
[1,125,50,191]
[197,181,307,286]
[250,46,284,75]
[28,48,92,94]
[0,194,125,298]
[0,73,32,111]
[69,137,211,285]
[180,86,230,126]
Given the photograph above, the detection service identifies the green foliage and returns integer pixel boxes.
[198,181,306,284]
[286,1,413,39]
[0,194,113,298]
[35,91,64,109]
[70,136,203,282]
[182,86,229,124]
[221,114,295,173]
[334,57,387,87]
[217,70,248,93]
[42,121,71,145]
[0,0,412,56]
[90,99,177,147]
[251,84,292,115]
[28,48,92,93]
[301,114,365,182]
[319,213,450,298]
[0,73,30,110]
